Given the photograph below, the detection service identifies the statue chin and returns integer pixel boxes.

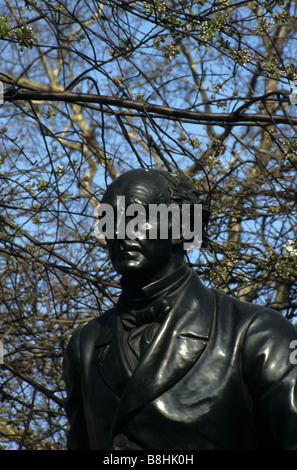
[116,260,143,275]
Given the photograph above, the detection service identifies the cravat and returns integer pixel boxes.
[117,266,192,371]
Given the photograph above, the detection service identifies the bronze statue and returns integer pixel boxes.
[63,168,297,450]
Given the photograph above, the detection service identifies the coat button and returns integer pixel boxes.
[113,433,129,449]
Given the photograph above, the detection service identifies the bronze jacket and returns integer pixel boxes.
[63,272,297,450]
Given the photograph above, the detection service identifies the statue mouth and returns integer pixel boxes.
[118,241,141,252]
[118,250,141,259]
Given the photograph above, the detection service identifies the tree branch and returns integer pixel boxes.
[4,88,295,126]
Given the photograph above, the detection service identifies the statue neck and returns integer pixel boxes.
[120,260,190,306]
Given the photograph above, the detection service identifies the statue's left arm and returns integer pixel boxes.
[242,308,297,449]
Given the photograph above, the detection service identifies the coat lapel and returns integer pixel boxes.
[111,273,216,434]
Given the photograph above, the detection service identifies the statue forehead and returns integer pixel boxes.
[102,169,169,204]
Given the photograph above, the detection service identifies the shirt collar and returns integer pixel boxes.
[119,264,191,306]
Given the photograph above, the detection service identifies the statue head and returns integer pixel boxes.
[97,168,208,281]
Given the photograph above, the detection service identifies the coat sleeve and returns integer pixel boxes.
[63,325,89,450]
[242,308,297,449]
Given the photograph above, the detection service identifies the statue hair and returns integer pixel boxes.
[155,170,210,247]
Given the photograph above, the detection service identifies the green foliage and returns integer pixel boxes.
[0,16,36,49]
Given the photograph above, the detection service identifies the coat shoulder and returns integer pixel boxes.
[80,308,115,343]
[64,308,116,367]
[212,287,295,329]
[212,288,297,355]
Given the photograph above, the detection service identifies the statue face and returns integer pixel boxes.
[101,170,174,277]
